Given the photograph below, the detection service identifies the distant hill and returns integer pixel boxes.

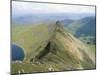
[12,13,94,25]
[61,19,74,26]
[64,16,96,37]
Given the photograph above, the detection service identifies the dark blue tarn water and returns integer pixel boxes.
[11,44,25,61]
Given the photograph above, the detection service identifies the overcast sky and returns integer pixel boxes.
[12,1,95,17]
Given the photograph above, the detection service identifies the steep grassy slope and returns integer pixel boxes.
[12,22,56,60]
[11,22,95,74]
[63,17,96,52]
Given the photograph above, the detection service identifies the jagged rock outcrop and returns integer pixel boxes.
[30,21,95,70]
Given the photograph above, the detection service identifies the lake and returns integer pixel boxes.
[11,44,25,61]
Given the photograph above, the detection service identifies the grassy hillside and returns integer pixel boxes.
[12,23,56,60]
[11,21,95,74]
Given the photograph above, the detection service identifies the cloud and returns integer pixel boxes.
[12,1,95,16]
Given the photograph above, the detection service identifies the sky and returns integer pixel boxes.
[12,1,95,17]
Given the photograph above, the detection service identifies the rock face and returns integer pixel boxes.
[31,21,95,70]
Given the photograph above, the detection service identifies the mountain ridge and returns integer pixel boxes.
[12,21,95,74]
